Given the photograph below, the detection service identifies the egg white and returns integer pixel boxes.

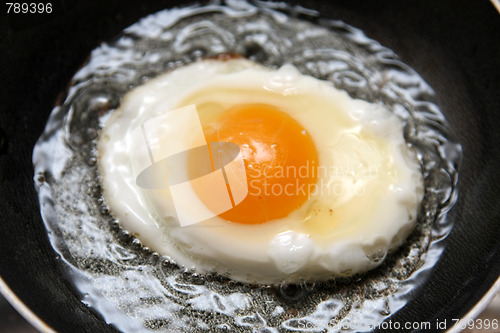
[98,58,423,284]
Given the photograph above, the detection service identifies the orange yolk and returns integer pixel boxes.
[202,104,319,224]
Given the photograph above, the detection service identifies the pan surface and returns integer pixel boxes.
[0,0,499,332]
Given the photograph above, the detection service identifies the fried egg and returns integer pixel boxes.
[98,58,423,284]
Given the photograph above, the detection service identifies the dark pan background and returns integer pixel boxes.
[0,0,499,332]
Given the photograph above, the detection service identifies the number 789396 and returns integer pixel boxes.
[6,2,52,14]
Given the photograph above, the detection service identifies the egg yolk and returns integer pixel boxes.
[202,104,319,224]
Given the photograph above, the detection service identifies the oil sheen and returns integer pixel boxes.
[33,1,462,332]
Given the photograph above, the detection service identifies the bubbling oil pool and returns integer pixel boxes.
[33,2,462,332]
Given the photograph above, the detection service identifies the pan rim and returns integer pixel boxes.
[490,0,500,14]
[0,276,55,333]
[445,277,500,333]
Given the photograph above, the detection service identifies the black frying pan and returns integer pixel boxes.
[0,0,499,332]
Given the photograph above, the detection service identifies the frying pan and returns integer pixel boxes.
[0,0,499,331]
